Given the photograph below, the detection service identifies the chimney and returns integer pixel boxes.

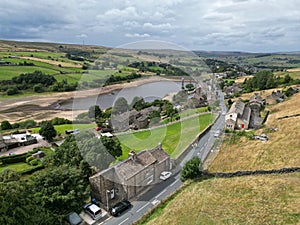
[158,142,162,150]
[128,150,137,162]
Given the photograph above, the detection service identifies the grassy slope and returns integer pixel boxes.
[209,92,300,172]
[140,173,300,225]
[137,92,300,225]
[117,113,213,160]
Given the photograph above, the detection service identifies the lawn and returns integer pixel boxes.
[31,123,96,135]
[117,113,213,160]
[137,173,300,225]
[0,147,54,173]
[0,162,34,173]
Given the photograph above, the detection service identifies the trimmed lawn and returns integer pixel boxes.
[0,162,34,173]
[31,123,96,135]
[117,113,213,160]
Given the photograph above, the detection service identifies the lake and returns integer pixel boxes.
[60,80,184,110]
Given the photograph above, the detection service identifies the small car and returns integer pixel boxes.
[214,130,221,137]
[109,200,131,216]
[65,212,82,225]
[83,203,102,220]
[159,171,172,180]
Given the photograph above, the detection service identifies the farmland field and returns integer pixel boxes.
[0,66,59,80]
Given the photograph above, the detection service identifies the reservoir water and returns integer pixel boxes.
[60,80,183,110]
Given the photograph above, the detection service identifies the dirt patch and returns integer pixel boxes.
[19,56,82,68]
[287,68,300,72]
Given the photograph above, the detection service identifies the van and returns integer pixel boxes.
[83,203,102,220]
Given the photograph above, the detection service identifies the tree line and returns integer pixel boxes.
[0,71,77,95]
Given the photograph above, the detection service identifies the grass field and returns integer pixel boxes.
[117,113,213,160]
[0,66,59,80]
[209,92,300,172]
[31,123,95,135]
[138,173,300,225]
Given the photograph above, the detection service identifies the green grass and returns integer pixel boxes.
[117,113,213,160]
[0,147,54,173]
[0,162,35,173]
[179,107,209,118]
[0,66,59,80]
[31,123,96,135]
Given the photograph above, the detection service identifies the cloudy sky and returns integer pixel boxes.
[1,0,300,52]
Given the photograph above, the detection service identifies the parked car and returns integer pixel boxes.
[83,203,102,220]
[160,171,172,180]
[109,200,131,216]
[65,212,82,225]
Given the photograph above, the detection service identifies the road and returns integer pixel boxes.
[100,92,226,225]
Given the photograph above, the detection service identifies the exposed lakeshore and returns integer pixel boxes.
[0,76,185,122]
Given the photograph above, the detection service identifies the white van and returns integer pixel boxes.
[83,203,102,220]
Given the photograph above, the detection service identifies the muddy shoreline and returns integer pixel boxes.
[0,76,184,122]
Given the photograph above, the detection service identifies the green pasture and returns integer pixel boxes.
[0,66,59,80]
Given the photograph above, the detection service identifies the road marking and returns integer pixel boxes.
[118,217,129,225]
[136,202,150,213]
[155,189,167,199]
[170,180,179,187]
[151,199,161,205]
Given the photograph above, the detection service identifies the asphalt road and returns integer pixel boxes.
[101,92,226,225]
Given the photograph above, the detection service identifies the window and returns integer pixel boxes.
[146,175,154,185]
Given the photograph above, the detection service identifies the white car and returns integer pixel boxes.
[214,130,221,137]
[160,171,172,180]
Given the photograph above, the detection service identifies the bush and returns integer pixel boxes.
[26,156,34,164]
[30,159,40,166]
[180,157,202,181]
[0,154,27,164]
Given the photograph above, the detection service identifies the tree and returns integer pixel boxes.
[0,172,58,225]
[100,136,122,158]
[130,96,145,111]
[180,157,202,181]
[32,166,89,215]
[76,130,115,171]
[88,105,102,119]
[1,120,12,130]
[112,97,129,114]
[39,121,57,141]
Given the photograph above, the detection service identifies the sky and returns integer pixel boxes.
[0,0,300,52]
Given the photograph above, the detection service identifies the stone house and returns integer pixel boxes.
[223,83,242,98]
[249,93,265,129]
[187,87,208,108]
[89,145,171,209]
[225,99,251,130]
[266,90,286,105]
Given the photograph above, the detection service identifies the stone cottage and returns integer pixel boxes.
[89,144,171,209]
[225,98,251,130]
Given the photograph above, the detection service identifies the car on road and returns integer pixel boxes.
[160,171,172,180]
[109,200,132,216]
[214,130,221,137]
[83,203,102,220]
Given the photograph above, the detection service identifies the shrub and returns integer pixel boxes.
[26,156,34,164]
[180,157,202,181]
[30,159,40,166]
